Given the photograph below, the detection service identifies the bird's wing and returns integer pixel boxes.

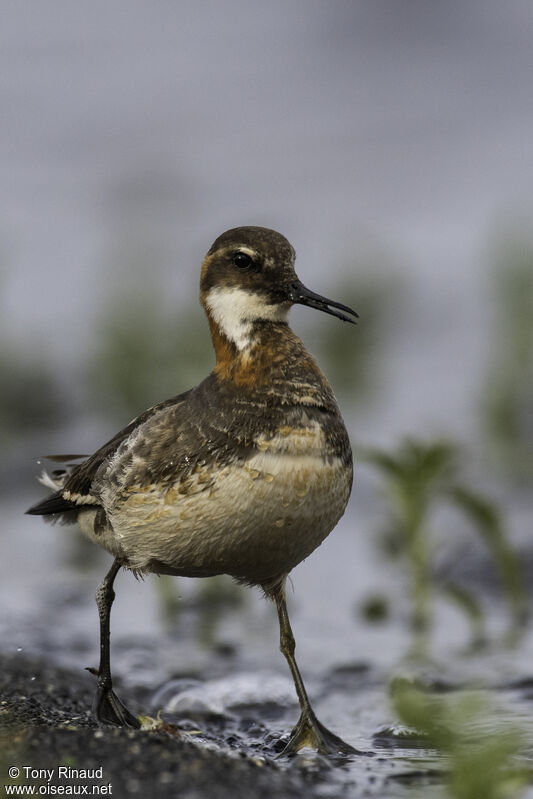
[26,389,193,517]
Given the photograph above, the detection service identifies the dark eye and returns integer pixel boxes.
[232,251,253,270]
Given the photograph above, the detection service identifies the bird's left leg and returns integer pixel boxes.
[267,577,358,756]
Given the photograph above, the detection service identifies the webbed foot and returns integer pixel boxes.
[92,685,141,729]
[279,710,360,757]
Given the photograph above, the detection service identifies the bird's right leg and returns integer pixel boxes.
[91,558,140,729]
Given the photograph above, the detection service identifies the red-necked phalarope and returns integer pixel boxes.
[27,226,358,755]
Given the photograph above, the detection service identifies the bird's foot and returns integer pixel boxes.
[92,684,141,729]
[278,710,360,757]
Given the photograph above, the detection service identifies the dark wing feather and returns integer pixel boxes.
[26,389,193,517]
[26,493,77,516]
[42,454,89,462]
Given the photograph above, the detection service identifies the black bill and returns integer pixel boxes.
[288,280,358,324]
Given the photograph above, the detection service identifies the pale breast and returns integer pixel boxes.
[103,421,352,583]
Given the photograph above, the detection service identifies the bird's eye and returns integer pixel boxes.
[232,251,253,270]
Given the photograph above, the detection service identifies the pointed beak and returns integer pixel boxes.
[288,280,358,324]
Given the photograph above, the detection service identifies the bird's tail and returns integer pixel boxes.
[26,454,87,519]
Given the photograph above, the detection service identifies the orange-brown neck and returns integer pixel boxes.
[205,310,280,387]
[204,308,332,412]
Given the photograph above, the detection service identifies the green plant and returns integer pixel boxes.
[483,238,533,484]
[0,275,64,447]
[360,438,529,654]
[391,678,529,799]
[88,261,212,421]
[301,264,406,408]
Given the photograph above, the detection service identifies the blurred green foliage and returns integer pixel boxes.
[314,275,386,404]
[0,356,62,444]
[441,583,486,651]
[360,438,528,654]
[88,257,213,421]
[391,678,528,799]
[360,593,390,623]
[152,574,182,628]
[483,238,533,484]
[302,257,406,407]
[194,575,245,648]
[0,276,63,447]
[151,573,244,646]
[449,486,530,640]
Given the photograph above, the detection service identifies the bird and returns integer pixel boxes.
[27,226,359,756]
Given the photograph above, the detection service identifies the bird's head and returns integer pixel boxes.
[200,226,358,352]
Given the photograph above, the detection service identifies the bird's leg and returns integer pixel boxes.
[91,558,140,729]
[269,578,357,756]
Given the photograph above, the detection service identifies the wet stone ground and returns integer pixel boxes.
[3,647,533,799]
[0,653,378,799]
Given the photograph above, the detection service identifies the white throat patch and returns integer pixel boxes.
[205,286,289,351]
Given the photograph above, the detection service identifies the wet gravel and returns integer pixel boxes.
[0,653,353,799]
